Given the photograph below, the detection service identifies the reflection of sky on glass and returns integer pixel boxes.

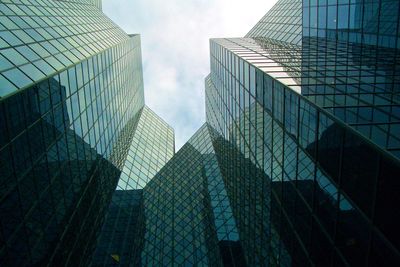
[103,0,277,149]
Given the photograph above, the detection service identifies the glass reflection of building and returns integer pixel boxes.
[89,106,174,266]
[2,0,400,266]
[139,124,249,266]
[206,0,400,265]
[0,1,174,266]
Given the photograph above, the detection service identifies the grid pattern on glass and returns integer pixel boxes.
[244,0,400,158]
[206,37,400,266]
[89,106,174,265]
[117,106,174,190]
[187,124,241,245]
[246,0,302,45]
[137,124,251,266]
[89,189,144,266]
[54,0,102,10]
[206,77,273,266]
[0,34,145,266]
[301,0,400,157]
[0,0,127,98]
[211,36,400,159]
[303,0,400,48]
[204,148,240,242]
[140,124,222,267]
[55,35,144,159]
[300,37,400,157]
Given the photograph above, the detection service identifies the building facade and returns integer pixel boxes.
[89,106,174,266]
[138,124,254,266]
[205,0,400,265]
[0,1,174,266]
[1,0,400,266]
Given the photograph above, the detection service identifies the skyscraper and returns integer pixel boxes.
[2,0,400,266]
[136,123,256,266]
[90,106,174,266]
[0,1,173,266]
[205,0,400,265]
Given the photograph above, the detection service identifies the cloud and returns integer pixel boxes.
[103,0,277,149]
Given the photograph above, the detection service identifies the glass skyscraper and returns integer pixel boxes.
[206,0,400,265]
[136,123,256,266]
[0,0,174,266]
[1,0,400,266]
[90,106,174,266]
[116,106,174,191]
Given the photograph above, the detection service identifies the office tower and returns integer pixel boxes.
[0,0,173,266]
[206,0,400,265]
[122,121,271,266]
[90,106,174,266]
[138,123,255,266]
[2,0,400,266]
[139,124,222,266]
[116,106,175,191]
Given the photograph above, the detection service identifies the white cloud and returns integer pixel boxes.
[103,0,277,149]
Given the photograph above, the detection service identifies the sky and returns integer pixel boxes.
[103,0,277,150]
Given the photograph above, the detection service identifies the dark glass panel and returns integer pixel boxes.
[284,89,298,138]
[23,85,40,127]
[4,92,26,140]
[0,188,23,242]
[297,149,315,197]
[335,194,370,266]
[27,121,45,163]
[17,172,37,215]
[283,134,297,181]
[11,131,32,179]
[317,114,344,183]
[41,112,56,148]
[0,102,8,147]
[299,99,317,156]
[292,237,311,267]
[369,229,400,266]
[314,169,338,238]
[281,177,296,218]
[374,156,400,249]
[7,226,31,266]
[341,130,378,217]
[310,218,333,265]
[0,146,15,196]
[294,189,312,251]
[332,250,348,267]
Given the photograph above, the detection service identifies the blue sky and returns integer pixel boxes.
[103,0,277,149]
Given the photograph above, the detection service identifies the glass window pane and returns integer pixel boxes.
[2,68,32,88]
[317,113,344,183]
